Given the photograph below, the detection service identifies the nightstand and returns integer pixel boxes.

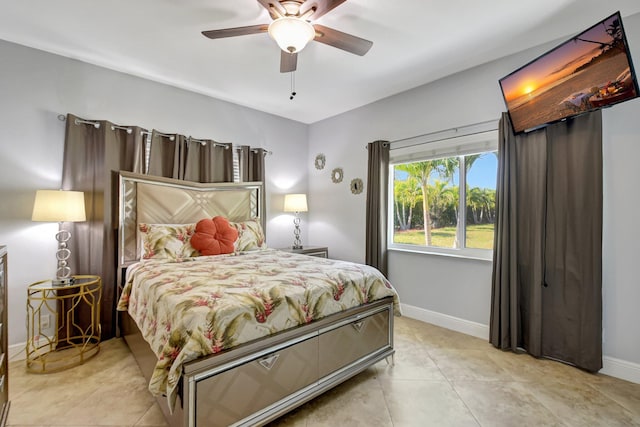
[278,246,328,258]
[26,275,102,373]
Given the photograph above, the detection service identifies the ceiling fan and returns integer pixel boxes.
[201,0,373,73]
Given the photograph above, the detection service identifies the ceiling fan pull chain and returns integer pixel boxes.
[290,71,297,100]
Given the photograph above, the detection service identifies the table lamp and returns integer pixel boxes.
[32,190,86,285]
[283,193,308,250]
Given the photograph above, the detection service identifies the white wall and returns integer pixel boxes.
[308,12,640,371]
[0,40,309,346]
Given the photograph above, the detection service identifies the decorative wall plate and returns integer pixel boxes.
[331,167,344,183]
[314,153,326,170]
[350,178,364,194]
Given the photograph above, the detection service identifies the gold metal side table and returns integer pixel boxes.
[26,275,101,373]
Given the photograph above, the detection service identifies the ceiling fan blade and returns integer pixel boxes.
[300,0,347,20]
[280,51,298,73]
[202,24,269,39]
[313,24,373,56]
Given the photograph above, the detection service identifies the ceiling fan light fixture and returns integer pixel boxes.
[268,17,315,53]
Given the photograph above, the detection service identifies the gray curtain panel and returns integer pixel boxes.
[116,127,146,175]
[148,131,186,179]
[365,140,390,277]
[543,112,602,371]
[203,141,233,183]
[184,139,233,183]
[490,111,602,372]
[61,114,145,339]
[237,145,266,182]
[490,114,548,355]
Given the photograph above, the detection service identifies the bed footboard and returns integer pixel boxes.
[122,297,395,427]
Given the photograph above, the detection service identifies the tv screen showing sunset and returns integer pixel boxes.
[499,12,638,133]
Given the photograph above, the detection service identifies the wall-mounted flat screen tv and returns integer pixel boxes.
[499,11,639,134]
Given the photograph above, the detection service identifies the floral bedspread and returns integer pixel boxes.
[117,248,400,409]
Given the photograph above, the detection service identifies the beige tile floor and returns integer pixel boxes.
[7,316,640,426]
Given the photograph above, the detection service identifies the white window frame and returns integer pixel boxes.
[387,127,498,261]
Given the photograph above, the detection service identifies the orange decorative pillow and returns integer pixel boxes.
[190,216,239,256]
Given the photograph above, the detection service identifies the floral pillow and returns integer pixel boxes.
[231,218,267,252]
[139,223,199,260]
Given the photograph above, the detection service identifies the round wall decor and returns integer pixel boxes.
[331,167,344,183]
[314,153,326,170]
[350,178,364,194]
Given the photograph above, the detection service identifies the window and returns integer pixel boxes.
[388,128,498,260]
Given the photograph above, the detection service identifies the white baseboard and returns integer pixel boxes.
[401,303,639,385]
[601,356,640,384]
[400,303,489,341]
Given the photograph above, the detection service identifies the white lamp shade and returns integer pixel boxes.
[268,17,315,53]
[32,190,86,222]
[284,194,308,213]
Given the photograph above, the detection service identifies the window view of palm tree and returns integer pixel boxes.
[465,153,497,249]
[392,151,497,250]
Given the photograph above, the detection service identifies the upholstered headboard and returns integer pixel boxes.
[117,171,264,267]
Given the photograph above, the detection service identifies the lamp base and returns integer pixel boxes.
[55,227,72,279]
[52,277,75,287]
[291,214,303,251]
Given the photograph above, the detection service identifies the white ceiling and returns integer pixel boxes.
[2,0,640,124]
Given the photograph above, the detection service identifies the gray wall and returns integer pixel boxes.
[308,12,640,370]
[0,40,308,345]
[1,11,639,377]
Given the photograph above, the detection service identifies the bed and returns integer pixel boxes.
[115,171,399,427]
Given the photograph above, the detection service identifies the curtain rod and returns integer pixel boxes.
[60,113,272,155]
[59,114,101,129]
[141,130,175,141]
[254,149,273,156]
[75,118,100,128]
[111,124,133,134]
[366,118,499,149]
[247,148,273,156]
[390,119,499,144]
[61,114,131,133]
[187,137,230,149]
